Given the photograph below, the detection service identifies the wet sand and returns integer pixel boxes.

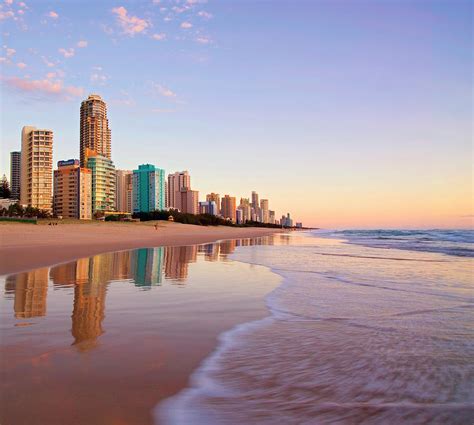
[0,239,282,425]
[0,221,280,275]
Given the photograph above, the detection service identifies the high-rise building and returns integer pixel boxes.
[260,199,269,223]
[281,213,293,227]
[238,198,251,223]
[80,94,111,167]
[206,193,220,213]
[115,170,133,213]
[53,159,92,219]
[269,210,276,224]
[10,151,21,199]
[251,191,259,210]
[221,195,236,222]
[167,171,191,209]
[20,126,53,211]
[236,208,244,224]
[132,164,166,213]
[84,148,115,214]
[199,200,218,215]
[177,188,199,214]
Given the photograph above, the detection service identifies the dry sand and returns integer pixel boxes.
[0,220,280,275]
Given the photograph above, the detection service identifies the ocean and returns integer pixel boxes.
[157,229,474,424]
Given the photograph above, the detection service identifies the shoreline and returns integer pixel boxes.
[0,221,281,275]
[0,225,283,425]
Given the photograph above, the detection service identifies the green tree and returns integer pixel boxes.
[0,175,11,199]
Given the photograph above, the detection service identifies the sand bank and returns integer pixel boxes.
[0,221,280,275]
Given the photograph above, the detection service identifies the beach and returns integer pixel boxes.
[1,229,472,425]
[0,221,280,275]
[0,229,282,425]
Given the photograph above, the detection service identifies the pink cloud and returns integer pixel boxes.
[0,10,14,20]
[41,56,55,67]
[47,11,58,19]
[196,36,211,44]
[58,47,74,58]
[16,62,26,69]
[77,40,88,48]
[111,6,149,36]
[180,21,192,29]
[3,76,84,100]
[151,82,176,98]
[197,11,212,19]
[152,33,166,41]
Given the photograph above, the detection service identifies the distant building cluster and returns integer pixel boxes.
[6,94,301,227]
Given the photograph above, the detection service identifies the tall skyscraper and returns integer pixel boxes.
[10,151,20,199]
[221,195,236,222]
[251,191,259,210]
[167,171,190,209]
[238,198,251,223]
[177,189,199,214]
[132,164,166,213]
[260,199,269,223]
[20,126,53,211]
[80,94,111,167]
[84,148,115,214]
[115,169,133,213]
[206,193,221,213]
[53,159,92,219]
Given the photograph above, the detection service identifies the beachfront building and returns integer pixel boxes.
[84,148,115,214]
[221,195,236,222]
[20,126,53,212]
[236,208,244,224]
[281,213,293,227]
[251,191,259,210]
[238,198,251,223]
[10,151,21,199]
[115,170,133,213]
[206,193,221,214]
[53,159,92,220]
[80,94,111,167]
[269,210,276,224]
[132,164,166,213]
[260,199,269,223]
[177,189,199,215]
[167,171,191,209]
[199,200,218,215]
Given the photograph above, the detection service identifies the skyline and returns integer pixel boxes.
[1,0,472,229]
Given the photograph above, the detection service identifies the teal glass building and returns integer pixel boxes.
[132,164,166,213]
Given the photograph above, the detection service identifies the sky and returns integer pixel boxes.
[0,0,472,229]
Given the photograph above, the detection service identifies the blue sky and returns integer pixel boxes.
[0,0,472,228]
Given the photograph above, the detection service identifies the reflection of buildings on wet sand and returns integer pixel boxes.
[4,269,49,318]
[198,243,220,262]
[50,258,91,286]
[4,238,274,350]
[50,252,133,350]
[71,274,107,350]
[131,247,164,287]
[218,240,237,257]
[164,245,197,280]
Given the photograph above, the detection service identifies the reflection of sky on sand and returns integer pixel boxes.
[0,236,281,425]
